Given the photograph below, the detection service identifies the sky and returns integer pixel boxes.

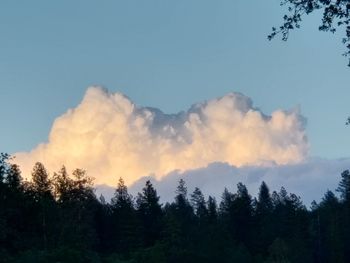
[0,0,349,159]
[1,1,350,202]
[15,86,309,186]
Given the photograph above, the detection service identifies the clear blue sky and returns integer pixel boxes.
[0,0,349,158]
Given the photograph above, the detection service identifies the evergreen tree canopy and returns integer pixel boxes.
[190,187,208,219]
[111,177,133,210]
[0,153,10,182]
[136,180,161,213]
[175,178,188,205]
[257,181,273,215]
[5,164,22,190]
[31,162,52,199]
[207,196,218,222]
[0,154,350,262]
[337,169,350,202]
[136,180,162,246]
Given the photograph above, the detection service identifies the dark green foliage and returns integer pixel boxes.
[53,166,99,250]
[0,153,10,183]
[110,178,140,253]
[111,178,133,209]
[136,180,163,246]
[270,0,350,66]
[337,169,350,202]
[311,190,343,263]
[257,181,273,215]
[255,181,274,257]
[5,164,22,190]
[190,187,208,220]
[265,238,290,263]
[222,183,253,246]
[30,162,52,199]
[207,196,217,222]
[2,154,350,262]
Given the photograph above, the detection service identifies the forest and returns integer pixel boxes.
[1,152,350,263]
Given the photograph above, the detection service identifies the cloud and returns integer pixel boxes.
[98,158,350,206]
[14,86,308,186]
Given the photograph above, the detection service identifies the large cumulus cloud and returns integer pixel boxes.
[14,86,308,186]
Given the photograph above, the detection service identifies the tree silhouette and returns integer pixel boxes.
[30,162,52,200]
[2,154,350,262]
[207,196,218,223]
[5,164,22,190]
[255,181,274,256]
[110,177,139,253]
[136,180,163,246]
[28,162,55,250]
[0,153,10,184]
[337,169,350,202]
[270,0,350,66]
[190,187,208,220]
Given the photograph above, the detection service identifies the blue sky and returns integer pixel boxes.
[0,0,349,158]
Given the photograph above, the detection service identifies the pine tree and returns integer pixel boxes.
[31,162,52,200]
[5,164,22,191]
[0,153,10,184]
[111,177,139,253]
[219,188,234,216]
[175,178,187,205]
[255,181,274,256]
[52,166,72,203]
[136,180,163,246]
[315,190,343,263]
[256,181,273,215]
[52,167,98,250]
[190,187,208,220]
[207,196,217,223]
[111,177,133,209]
[337,169,350,203]
[72,168,95,203]
[174,179,193,219]
[336,170,350,261]
[29,162,54,250]
[172,178,193,224]
[161,179,195,261]
[0,158,26,254]
[232,183,253,246]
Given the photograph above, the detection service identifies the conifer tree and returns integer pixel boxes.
[175,178,188,205]
[111,177,139,253]
[52,166,72,203]
[231,183,253,246]
[219,187,234,216]
[0,153,10,184]
[190,187,208,220]
[255,181,274,256]
[136,180,163,246]
[337,169,350,203]
[256,181,273,215]
[29,162,54,250]
[111,177,133,209]
[31,162,52,200]
[207,196,217,223]
[5,164,22,191]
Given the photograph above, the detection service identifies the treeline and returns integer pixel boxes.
[1,153,350,262]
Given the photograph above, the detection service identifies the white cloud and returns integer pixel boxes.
[14,86,308,186]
